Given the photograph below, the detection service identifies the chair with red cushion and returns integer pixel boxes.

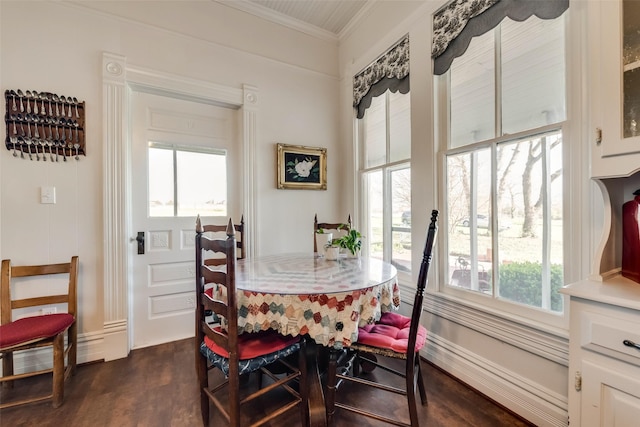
[202,215,246,266]
[200,215,246,323]
[0,256,79,409]
[326,210,438,427]
[195,217,309,427]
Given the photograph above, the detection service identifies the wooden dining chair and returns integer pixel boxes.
[0,256,79,409]
[325,210,438,427]
[199,215,246,322]
[195,217,309,427]
[313,214,352,253]
[202,215,246,266]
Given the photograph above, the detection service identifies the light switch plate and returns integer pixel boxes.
[40,186,56,204]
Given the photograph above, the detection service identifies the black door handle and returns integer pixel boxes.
[135,232,145,254]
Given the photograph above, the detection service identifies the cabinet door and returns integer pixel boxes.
[591,0,640,177]
[582,359,640,427]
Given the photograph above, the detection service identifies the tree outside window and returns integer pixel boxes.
[444,15,566,313]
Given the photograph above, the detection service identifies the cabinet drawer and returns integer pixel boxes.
[581,310,640,366]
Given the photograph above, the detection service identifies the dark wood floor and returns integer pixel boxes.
[1,338,532,427]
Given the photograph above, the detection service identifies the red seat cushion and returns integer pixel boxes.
[204,327,300,360]
[356,311,427,354]
[0,313,74,349]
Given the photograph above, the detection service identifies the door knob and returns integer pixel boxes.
[131,232,145,254]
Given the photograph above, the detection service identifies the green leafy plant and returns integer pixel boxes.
[316,228,326,234]
[333,225,363,256]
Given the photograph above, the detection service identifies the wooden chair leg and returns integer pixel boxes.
[298,338,310,427]
[416,359,427,405]
[325,347,338,425]
[2,352,15,389]
[68,324,78,376]
[52,333,65,408]
[196,354,209,426]
[406,361,419,427]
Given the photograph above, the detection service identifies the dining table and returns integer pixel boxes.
[233,252,399,427]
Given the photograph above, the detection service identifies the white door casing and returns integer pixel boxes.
[102,52,258,360]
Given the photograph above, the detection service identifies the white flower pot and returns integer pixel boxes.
[316,233,333,256]
[325,246,340,260]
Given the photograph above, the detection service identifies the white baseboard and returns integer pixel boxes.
[423,333,569,427]
[103,319,129,361]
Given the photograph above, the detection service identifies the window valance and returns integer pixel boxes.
[353,36,409,119]
[432,0,569,75]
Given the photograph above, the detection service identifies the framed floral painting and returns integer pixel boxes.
[276,143,327,190]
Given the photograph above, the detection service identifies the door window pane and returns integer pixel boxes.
[148,145,227,217]
[177,150,227,217]
[148,147,174,217]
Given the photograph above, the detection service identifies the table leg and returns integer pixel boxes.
[306,338,328,427]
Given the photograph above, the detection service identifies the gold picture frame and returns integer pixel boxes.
[277,143,327,190]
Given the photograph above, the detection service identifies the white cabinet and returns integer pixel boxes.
[561,279,640,427]
[590,0,640,178]
[581,360,640,427]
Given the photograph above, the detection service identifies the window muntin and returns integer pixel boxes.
[148,143,227,217]
[359,90,411,276]
[443,14,566,314]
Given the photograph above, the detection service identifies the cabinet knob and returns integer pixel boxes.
[623,339,640,350]
[595,128,602,145]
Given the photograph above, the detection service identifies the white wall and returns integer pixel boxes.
[1,1,584,424]
[339,1,576,426]
[1,1,345,361]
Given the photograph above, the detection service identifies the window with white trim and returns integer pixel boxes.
[438,13,567,316]
[359,91,412,278]
[354,36,412,282]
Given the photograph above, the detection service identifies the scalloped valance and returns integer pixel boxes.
[432,0,569,75]
[353,36,409,119]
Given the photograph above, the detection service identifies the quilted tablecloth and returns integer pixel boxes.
[234,253,400,348]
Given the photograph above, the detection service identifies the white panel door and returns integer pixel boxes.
[131,91,239,349]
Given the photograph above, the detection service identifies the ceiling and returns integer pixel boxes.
[219,0,372,39]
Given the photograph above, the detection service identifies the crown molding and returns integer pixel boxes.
[216,0,339,42]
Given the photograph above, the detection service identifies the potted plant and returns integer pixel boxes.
[315,228,333,256]
[324,239,341,260]
[334,225,363,257]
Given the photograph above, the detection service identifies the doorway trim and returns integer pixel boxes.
[102,52,258,360]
